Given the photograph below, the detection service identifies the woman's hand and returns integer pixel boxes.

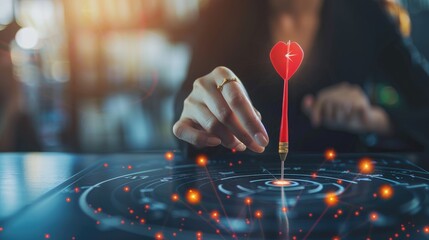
[173,67,269,153]
[302,82,393,135]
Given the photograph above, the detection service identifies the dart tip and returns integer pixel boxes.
[279,152,288,162]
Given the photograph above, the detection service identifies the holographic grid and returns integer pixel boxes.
[1,153,428,240]
[76,153,429,240]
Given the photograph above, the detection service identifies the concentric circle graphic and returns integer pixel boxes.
[78,156,429,239]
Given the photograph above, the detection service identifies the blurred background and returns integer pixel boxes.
[0,0,428,153]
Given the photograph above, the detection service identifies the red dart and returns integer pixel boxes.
[270,41,304,178]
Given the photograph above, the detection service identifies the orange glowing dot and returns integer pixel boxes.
[254,210,263,219]
[171,193,179,202]
[325,193,339,206]
[231,148,237,153]
[164,151,174,161]
[311,173,317,178]
[325,148,336,161]
[379,185,394,199]
[211,210,220,219]
[337,209,343,215]
[127,165,133,170]
[369,212,378,222]
[66,197,71,203]
[123,186,130,192]
[282,207,288,213]
[155,232,164,239]
[244,197,252,205]
[273,180,290,186]
[140,218,146,224]
[358,158,374,174]
[196,155,208,167]
[129,209,134,214]
[423,226,429,234]
[74,187,80,193]
[45,233,51,239]
[103,163,109,167]
[186,189,201,204]
[97,207,102,212]
[196,231,203,238]
[332,237,341,240]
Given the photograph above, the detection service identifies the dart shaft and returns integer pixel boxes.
[279,81,289,142]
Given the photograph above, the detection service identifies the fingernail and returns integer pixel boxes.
[256,146,265,153]
[235,143,246,152]
[207,137,221,146]
[254,132,269,147]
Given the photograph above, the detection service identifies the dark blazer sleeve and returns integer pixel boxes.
[374,1,429,151]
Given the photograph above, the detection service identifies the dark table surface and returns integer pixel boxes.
[0,152,428,240]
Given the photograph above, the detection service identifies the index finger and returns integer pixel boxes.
[217,77,269,147]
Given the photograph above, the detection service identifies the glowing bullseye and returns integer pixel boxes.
[272,180,291,186]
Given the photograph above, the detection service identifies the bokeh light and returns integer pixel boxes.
[254,210,263,219]
[379,185,394,199]
[325,148,336,161]
[358,158,374,174]
[210,210,219,220]
[196,155,208,167]
[185,189,201,204]
[369,212,378,222]
[16,27,40,49]
[164,151,174,161]
[325,192,339,206]
[196,231,203,239]
[155,232,164,239]
[379,86,399,106]
[171,193,179,202]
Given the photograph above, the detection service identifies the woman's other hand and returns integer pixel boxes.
[302,82,392,135]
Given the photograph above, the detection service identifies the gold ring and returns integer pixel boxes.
[217,78,237,91]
